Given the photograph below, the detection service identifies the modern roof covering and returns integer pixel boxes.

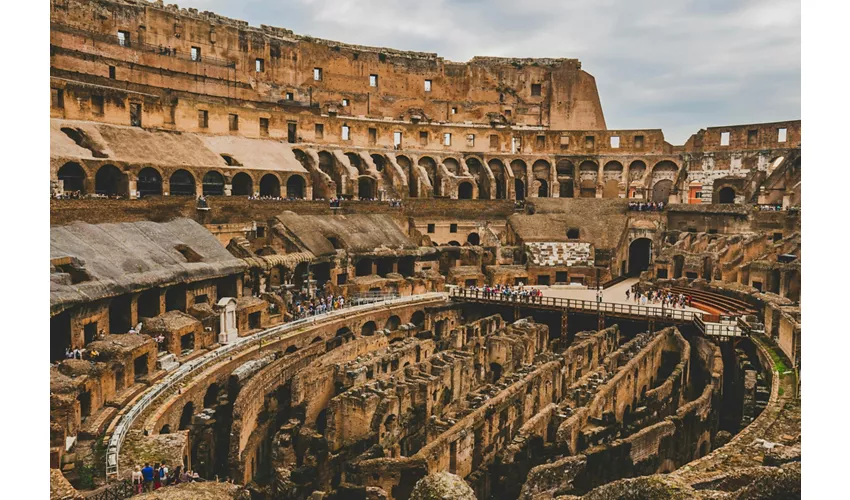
[273,213,418,257]
[50,218,246,314]
[51,119,308,174]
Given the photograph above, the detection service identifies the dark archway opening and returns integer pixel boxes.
[560,182,574,198]
[537,180,549,197]
[628,238,652,276]
[179,402,194,430]
[260,174,281,197]
[358,176,376,200]
[50,312,71,362]
[466,232,480,246]
[202,171,225,196]
[287,175,306,199]
[169,170,195,196]
[204,383,220,408]
[489,362,503,384]
[58,162,86,194]
[514,179,525,200]
[231,172,253,196]
[458,182,473,200]
[137,167,162,197]
[718,186,736,204]
[95,165,123,196]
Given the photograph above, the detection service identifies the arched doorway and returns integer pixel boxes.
[466,232,480,245]
[57,162,86,194]
[202,171,225,196]
[231,172,253,196]
[673,255,685,279]
[580,179,597,198]
[602,179,620,198]
[458,181,473,200]
[559,181,574,198]
[137,167,162,197]
[537,180,549,197]
[652,180,673,203]
[358,176,376,199]
[718,187,736,204]
[628,238,652,276]
[287,175,306,199]
[514,179,525,200]
[95,165,122,196]
[259,174,281,197]
[169,170,195,196]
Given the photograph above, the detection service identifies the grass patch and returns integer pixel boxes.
[766,345,789,375]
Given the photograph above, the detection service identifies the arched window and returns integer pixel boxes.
[259,174,281,197]
[718,186,736,204]
[57,162,86,194]
[458,181,473,200]
[137,167,162,197]
[169,170,195,196]
[358,176,376,200]
[202,171,225,196]
[231,172,253,196]
[95,165,122,196]
[286,175,306,199]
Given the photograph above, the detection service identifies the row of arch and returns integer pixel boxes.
[56,162,308,198]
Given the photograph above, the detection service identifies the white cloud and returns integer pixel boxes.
[175,0,800,144]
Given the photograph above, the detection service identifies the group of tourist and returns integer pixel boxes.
[628,201,665,211]
[157,45,179,57]
[464,283,545,303]
[131,462,210,494]
[284,289,347,320]
[247,195,307,201]
[53,190,84,200]
[196,195,209,208]
[626,286,692,308]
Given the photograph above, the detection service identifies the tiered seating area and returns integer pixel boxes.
[665,286,758,316]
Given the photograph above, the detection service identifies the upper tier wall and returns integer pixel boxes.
[50,0,606,130]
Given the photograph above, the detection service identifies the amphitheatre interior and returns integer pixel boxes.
[49,1,801,499]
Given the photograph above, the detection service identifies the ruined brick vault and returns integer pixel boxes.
[49,1,801,499]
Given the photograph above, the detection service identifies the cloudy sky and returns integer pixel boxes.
[177,0,800,144]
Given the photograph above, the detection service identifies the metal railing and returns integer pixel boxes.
[449,288,702,322]
[693,314,749,339]
[52,22,236,69]
[105,292,444,478]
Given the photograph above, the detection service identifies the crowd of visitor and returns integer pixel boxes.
[462,283,545,303]
[131,461,227,494]
[628,201,665,211]
[284,289,347,320]
[626,286,692,308]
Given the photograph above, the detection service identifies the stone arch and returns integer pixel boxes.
[466,157,490,199]
[443,157,460,176]
[510,159,527,180]
[231,172,253,196]
[358,176,377,199]
[202,170,225,196]
[57,162,87,194]
[718,186,736,204]
[396,155,417,198]
[179,402,194,430]
[384,315,401,331]
[466,232,480,245]
[169,169,196,196]
[260,174,281,197]
[345,152,365,175]
[514,179,526,200]
[628,238,652,276]
[203,383,220,408]
[458,181,474,200]
[628,160,647,183]
[95,164,123,196]
[418,156,438,189]
[371,154,386,172]
[603,161,623,196]
[488,159,508,199]
[361,321,377,336]
[286,174,306,199]
[137,167,163,197]
[410,310,425,328]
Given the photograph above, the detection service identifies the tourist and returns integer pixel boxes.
[141,463,155,492]
[170,465,182,485]
[625,289,630,301]
[160,462,169,486]
[153,462,162,490]
[180,469,191,483]
[132,466,143,494]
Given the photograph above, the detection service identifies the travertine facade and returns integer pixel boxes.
[48,1,800,499]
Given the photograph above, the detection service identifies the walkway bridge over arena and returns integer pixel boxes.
[448,288,754,340]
